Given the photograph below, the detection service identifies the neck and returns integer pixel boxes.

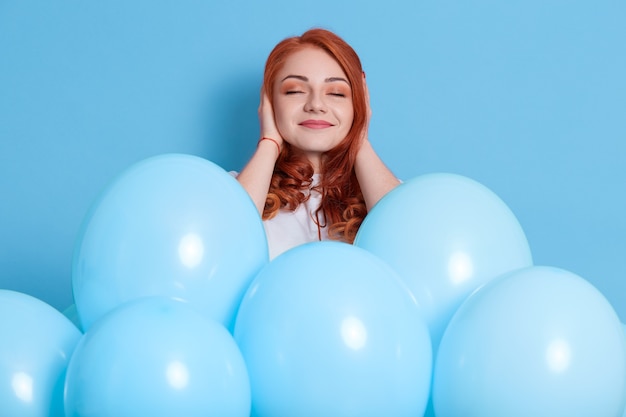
[292,147,322,174]
[309,156,321,174]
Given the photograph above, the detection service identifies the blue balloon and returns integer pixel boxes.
[354,173,533,349]
[64,296,250,417]
[433,266,626,417]
[62,303,82,332]
[72,154,268,331]
[234,242,432,417]
[622,323,626,417]
[0,290,81,417]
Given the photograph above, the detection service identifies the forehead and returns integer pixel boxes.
[277,46,347,80]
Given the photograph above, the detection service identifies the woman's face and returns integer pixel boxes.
[272,46,354,169]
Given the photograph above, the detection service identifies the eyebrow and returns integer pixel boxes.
[281,75,350,85]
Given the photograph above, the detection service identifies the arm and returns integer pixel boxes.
[236,90,283,215]
[354,77,401,211]
[355,140,401,211]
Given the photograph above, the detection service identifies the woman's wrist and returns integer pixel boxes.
[258,136,281,156]
[356,137,372,159]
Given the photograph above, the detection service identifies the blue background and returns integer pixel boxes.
[1,1,625,319]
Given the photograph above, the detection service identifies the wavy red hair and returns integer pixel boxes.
[262,28,367,243]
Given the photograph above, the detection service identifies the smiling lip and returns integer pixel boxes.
[299,119,333,129]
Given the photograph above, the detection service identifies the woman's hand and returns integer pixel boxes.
[236,87,285,215]
[354,72,401,211]
[258,87,284,151]
[359,72,372,147]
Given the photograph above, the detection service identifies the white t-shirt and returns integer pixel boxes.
[263,174,329,259]
[232,172,329,259]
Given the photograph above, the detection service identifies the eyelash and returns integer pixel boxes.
[284,91,346,97]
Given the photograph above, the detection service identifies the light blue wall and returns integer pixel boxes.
[1,1,625,318]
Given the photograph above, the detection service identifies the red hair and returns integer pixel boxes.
[262,28,367,243]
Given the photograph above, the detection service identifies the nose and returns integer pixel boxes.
[304,91,326,113]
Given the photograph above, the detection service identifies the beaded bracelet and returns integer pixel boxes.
[258,137,281,154]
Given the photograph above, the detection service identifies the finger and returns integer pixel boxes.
[362,73,372,118]
[362,74,370,100]
[258,85,265,112]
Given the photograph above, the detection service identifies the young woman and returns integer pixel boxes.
[237,28,400,259]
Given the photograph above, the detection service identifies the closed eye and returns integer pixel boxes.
[328,92,346,97]
[285,90,304,95]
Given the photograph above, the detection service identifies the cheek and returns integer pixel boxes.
[272,100,286,122]
[341,106,355,132]
[272,102,293,139]
[273,106,288,129]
